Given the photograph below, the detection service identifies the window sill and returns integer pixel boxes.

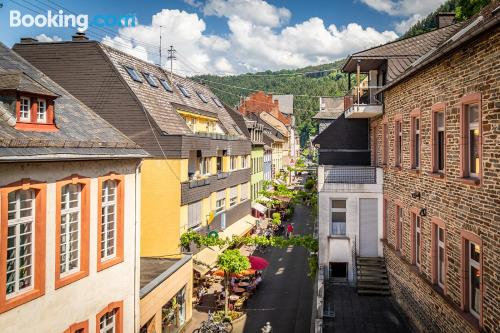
[97,255,124,272]
[392,166,402,171]
[55,269,89,289]
[428,172,445,179]
[328,235,349,240]
[408,168,420,175]
[15,122,58,132]
[0,287,45,314]
[459,177,480,186]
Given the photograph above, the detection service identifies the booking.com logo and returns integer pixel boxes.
[9,10,137,31]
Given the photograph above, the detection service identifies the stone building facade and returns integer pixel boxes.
[370,22,499,333]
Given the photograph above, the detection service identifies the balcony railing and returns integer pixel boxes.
[344,86,383,118]
[194,131,241,140]
[217,171,229,179]
[325,166,376,184]
[187,177,210,188]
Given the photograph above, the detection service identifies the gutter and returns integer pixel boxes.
[0,153,147,162]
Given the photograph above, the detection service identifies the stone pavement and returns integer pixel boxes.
[323,284,414,333]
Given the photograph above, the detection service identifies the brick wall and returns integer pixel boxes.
[371,29,499,332]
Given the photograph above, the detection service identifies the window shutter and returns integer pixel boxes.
[217,190,226,200]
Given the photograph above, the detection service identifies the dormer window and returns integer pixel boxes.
[177,84,190,98]
[20,97,30,121]
[124,66,142,82]
[196,91,208,103]
[142,72,158,87]
[15,95,56,131]
[37,99,46,123]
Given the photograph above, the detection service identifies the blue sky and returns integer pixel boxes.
[0,0,446,73]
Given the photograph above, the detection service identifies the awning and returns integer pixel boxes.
[220,214,255,239]
[193,246,223,275]
[252,202,268,214]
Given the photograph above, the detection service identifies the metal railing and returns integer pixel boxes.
[324,166,376,184]
[217,171,229,179]
[187,178,210,188]
[351,235,357,285]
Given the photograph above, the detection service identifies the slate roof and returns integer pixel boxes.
[272,95,294,115]
[0,43,146,160]
[224,103,251,139]
[0,70,58,97]
[381,2,500,91]
[312,111,343,120]
[99,43,246,138]
[313,97,344,120]
[342,23,463,81]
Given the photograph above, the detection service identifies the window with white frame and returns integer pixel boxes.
[6,189,35,297]
[188,201,202,229]
[331,200,346,235]
[466,104,480,178]
[230,156,237,170]
[60,184,81,276]
[99,309,117,333]
[215,190,226,214]
[229,186,238,207]
[20,97,31,121]
[397,206,403,251]
[241,155,249,169]
[37,99,47,123]
[240,183,249,202]
[468,242,481,319]
[414,213,421,267]
[437,226,445,289]
[101,180,117,261]
[199,157,210,175]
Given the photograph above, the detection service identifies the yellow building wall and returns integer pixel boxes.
[141,158,183,257]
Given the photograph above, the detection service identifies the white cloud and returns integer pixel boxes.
[202,0,291,27]
[360,0,447,16]
[394,14,423,34]
[101,3,398,74]
[35,34,62,42]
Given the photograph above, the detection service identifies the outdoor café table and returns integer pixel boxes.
[238,282,250,287]
[229,295,240,301]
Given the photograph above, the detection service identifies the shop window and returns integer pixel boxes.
[161,286,187,332]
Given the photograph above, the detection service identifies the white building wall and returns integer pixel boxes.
[0,159,140,333]
[318,166,383,282]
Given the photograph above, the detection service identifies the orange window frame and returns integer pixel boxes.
[459,93,482,185]
[393,114,403,168]
[15,94,57,132]
[63,320,89,333]
[409,109,421,171]
[431,103,446,175]
[0,179,46,313]
[55,175,91,289]
[394,200,403,251]
[410,207,422,267]
[460,230,483,327]
[97,173,125,272]
[96,301,123,333]
[431,217,447,293]
[382,119,388,165]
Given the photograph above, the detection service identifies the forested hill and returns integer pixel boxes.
[194,59,349,145]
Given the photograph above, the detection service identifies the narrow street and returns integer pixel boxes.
[242,204,314,333]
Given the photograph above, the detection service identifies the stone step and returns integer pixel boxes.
[357,275,388,282]
[357,282,390,290]
[357,256,385,261]
[357,289,391,296]
[357,266,387,273]
[356,261,386,268]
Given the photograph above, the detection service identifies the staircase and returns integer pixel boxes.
[356,257,390,296]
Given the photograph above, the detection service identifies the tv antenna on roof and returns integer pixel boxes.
[167,45,176,81]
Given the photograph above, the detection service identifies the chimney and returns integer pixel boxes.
[72,31,89,41]
[436,12,455,29]
[20,37,38,44]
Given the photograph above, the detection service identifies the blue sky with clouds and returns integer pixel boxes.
[0,0,446,73]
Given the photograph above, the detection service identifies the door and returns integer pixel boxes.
[359,198,378,257]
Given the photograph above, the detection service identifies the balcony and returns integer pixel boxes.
[217,171,229,179]
[318,166,383,192]
[186,177,211,188]
[344,88,383,119]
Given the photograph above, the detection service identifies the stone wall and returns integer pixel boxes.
[371,28,499,332]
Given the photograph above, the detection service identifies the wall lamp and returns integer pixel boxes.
[411,191,421,200]
[419,208,427,217]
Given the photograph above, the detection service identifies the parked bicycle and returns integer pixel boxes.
[193,311,233,333]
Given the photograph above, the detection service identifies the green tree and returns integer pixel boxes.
[216,250,250,315]
[456,0,491,20]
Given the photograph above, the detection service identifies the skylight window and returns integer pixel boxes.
[160,79,173,92]
[124,66,142,82]
[177,84,191,98]
[197,91,208,103]
[142,72,158,87]
[212,97,223,107]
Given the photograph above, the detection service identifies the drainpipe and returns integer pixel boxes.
[134,159,144,332]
